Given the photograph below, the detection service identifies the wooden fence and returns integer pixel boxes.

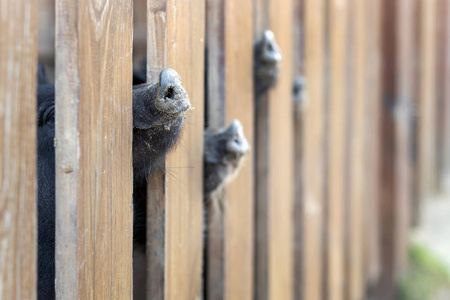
[1,0,450,299]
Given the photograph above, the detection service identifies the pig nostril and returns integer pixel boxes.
[234,134,241,144]
[165,87,175,100]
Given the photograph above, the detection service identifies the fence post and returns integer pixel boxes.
[55,0,134,298]
[0,1,38,299]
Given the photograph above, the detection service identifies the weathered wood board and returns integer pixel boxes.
[164,0,205,299]
[0,0,38,299]
[55,0,134,298]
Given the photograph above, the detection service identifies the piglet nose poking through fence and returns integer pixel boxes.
[131,68,191,181]
[132,68,191,128]
[157,68,191,114]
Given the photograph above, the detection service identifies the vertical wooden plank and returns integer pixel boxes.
[146,169,165,299]
[204,0,256,291]
[411,0,422,228]
[379,0,394,298]
[417,0,437,207]
[292,1,305,299]
[268,0,294,299]
[253,1,270,299]
[223,0,254,299]
[55,0,133,298]
[348,0,367,299]
[253,0,294,299]
[164,0,205,299]
[204,2,254,300]
[0,0,38,299]
[363,0,382,292]
[436,0,449,192]
[326,1,347,300]
[395,0,414,276]
[444,0,450,184]
[222,1,255,298]
[377,0,415,298]
[145,1,168,299]
[379,2,398,298]
[303,0,325,299]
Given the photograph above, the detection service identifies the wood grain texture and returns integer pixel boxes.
[348,0,366,299]
[146,169,166,299]
[223,0,254,293]
[0,0,38,299]
[145,1,169,298]
[303,0,326,299]
[55,0,133,298]
[268,1,295,299]
[164,0,205,299]
[326,1,347,300]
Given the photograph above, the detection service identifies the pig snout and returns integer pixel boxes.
[155,68,190,115]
